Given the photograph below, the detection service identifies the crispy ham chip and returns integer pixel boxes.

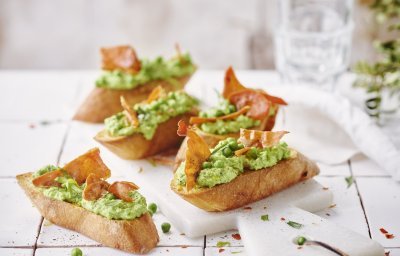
[32,169,63,188]
[222,67,287,120]
[146,86,166,104]
[189,106,250,125]
[82,173,110,201]
[185,130,211,191]
[108,181,139,202]
[258,90,288,106]
[120,96,139,128]
[229,90,270,120]
[100,45,141,74]
[238,129,288,148]
[177,120,188,136]
[63,148,111,185]
[222,67,247,99]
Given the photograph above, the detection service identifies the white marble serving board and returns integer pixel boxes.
[60,121,384,256]
[96,146,384,256]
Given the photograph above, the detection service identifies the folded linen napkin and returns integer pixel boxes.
[270,85,400,180]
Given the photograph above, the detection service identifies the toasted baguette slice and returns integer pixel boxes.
[171,152,319,212]
[17,172,159,254]
[95,111,197,160]
[74,74,193,123]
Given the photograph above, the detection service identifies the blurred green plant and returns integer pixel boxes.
[354,0,400,120]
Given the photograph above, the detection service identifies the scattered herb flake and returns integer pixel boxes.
[287,221,303,229]
[380,228,388,234]
[386,234,395,239]
[379,228,395,239]
[345,176,354,188]
[40,120,50,126]
[232,251,243,254]
[261,214,269,221]
[148,159,157,166]
[216,241,231,247]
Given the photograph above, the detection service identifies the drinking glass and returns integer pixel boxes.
[274,0,354,89]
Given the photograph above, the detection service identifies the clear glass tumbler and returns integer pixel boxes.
[274,0,354,88]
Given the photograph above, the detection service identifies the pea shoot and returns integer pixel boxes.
[261,214,269,221]
[287,220,303,229]
[161,222,171,233]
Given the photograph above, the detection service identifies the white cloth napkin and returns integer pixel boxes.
[269,85,400,181]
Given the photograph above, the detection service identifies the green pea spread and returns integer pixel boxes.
[104,91,198,140]
[33,166,148,220]
[198,99,260,135]
[95,54,195,90]
[174,137,292,188]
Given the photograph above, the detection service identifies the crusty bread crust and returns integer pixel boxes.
[74,74,193,123]
[94,112,197,160]
[171,152,319,212]
[16,173,159,254]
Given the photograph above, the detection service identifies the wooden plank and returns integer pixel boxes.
[0,71,81,121]
[35,246,203,256]
[0,248,33,256]
[0,179,42,247]
[0,122,68,177]
[314,177,370,237]
[351,154,389,177]
[356,177,400,247]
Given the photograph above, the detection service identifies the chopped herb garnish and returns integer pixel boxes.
[297,236,307,245]
[148,159,157,167]
[216,241,231,247]
[261,214,269,221]
[40,120,50,126]
[287,221,303,229]
[211,143,229,155]
[345,176,354,188]
[232,251,243,254]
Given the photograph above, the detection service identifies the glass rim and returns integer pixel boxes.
[274,21,354,38]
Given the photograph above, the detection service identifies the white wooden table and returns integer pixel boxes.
[0,70,399,256]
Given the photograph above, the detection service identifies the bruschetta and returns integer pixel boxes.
[74,45,196,123]
[17,148,159,254]
[171,126,319,212]
[174,67,287,168]
[95,86,198,159]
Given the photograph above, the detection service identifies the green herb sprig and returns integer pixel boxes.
[354,0,400,121]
